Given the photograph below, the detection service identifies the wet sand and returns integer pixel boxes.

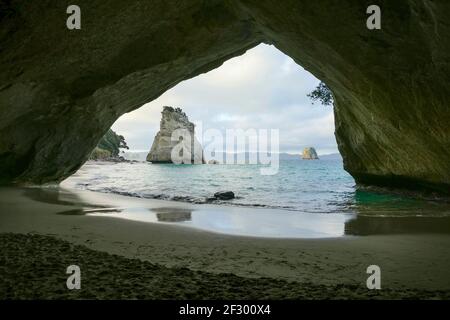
[1,186,450,299]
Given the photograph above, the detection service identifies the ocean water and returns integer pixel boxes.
[69,159,354,212]
[63,158,450,238]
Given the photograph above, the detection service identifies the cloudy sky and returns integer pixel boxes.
[112,44,338,155]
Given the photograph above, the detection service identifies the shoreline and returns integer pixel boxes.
[1,185,450,298]
[81,160,450,203]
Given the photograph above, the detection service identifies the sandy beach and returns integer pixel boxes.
[1,186,450,299]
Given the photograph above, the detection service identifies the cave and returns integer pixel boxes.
[1,0,449,195]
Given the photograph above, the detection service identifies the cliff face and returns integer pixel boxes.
[302,148,319,160]
[0,1,449,194]
[147,107,204,164]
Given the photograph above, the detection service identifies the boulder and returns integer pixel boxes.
[214,191,235,200]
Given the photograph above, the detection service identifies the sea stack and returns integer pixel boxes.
[302,147,319,160]
[147,106,204,164]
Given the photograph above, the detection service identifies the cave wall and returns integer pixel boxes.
[0,0,449,193]
[0,0,261,183]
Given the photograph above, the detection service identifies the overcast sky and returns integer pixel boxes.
[112,44,338,155]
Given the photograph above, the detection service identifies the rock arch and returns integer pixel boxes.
[0,0,449,194]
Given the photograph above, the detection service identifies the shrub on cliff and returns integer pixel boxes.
[307,82,334,106]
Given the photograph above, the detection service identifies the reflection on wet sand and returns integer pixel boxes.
[345,216,450,235]
[57,208,123,216]
[344,190,450,235]
[22,186,450,238]
[151,208,192,223]
[23,187,122,216]
[24,187,105,208]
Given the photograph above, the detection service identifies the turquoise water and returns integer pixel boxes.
[64,159,450,237]
[69,159,354,213]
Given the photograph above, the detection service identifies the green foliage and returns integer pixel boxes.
[96,129,129,157]
[307,82,334,106]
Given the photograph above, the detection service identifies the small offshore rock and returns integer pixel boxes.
[302,147,319,160]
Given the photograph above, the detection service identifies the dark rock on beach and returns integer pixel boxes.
[214,191,235,200]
